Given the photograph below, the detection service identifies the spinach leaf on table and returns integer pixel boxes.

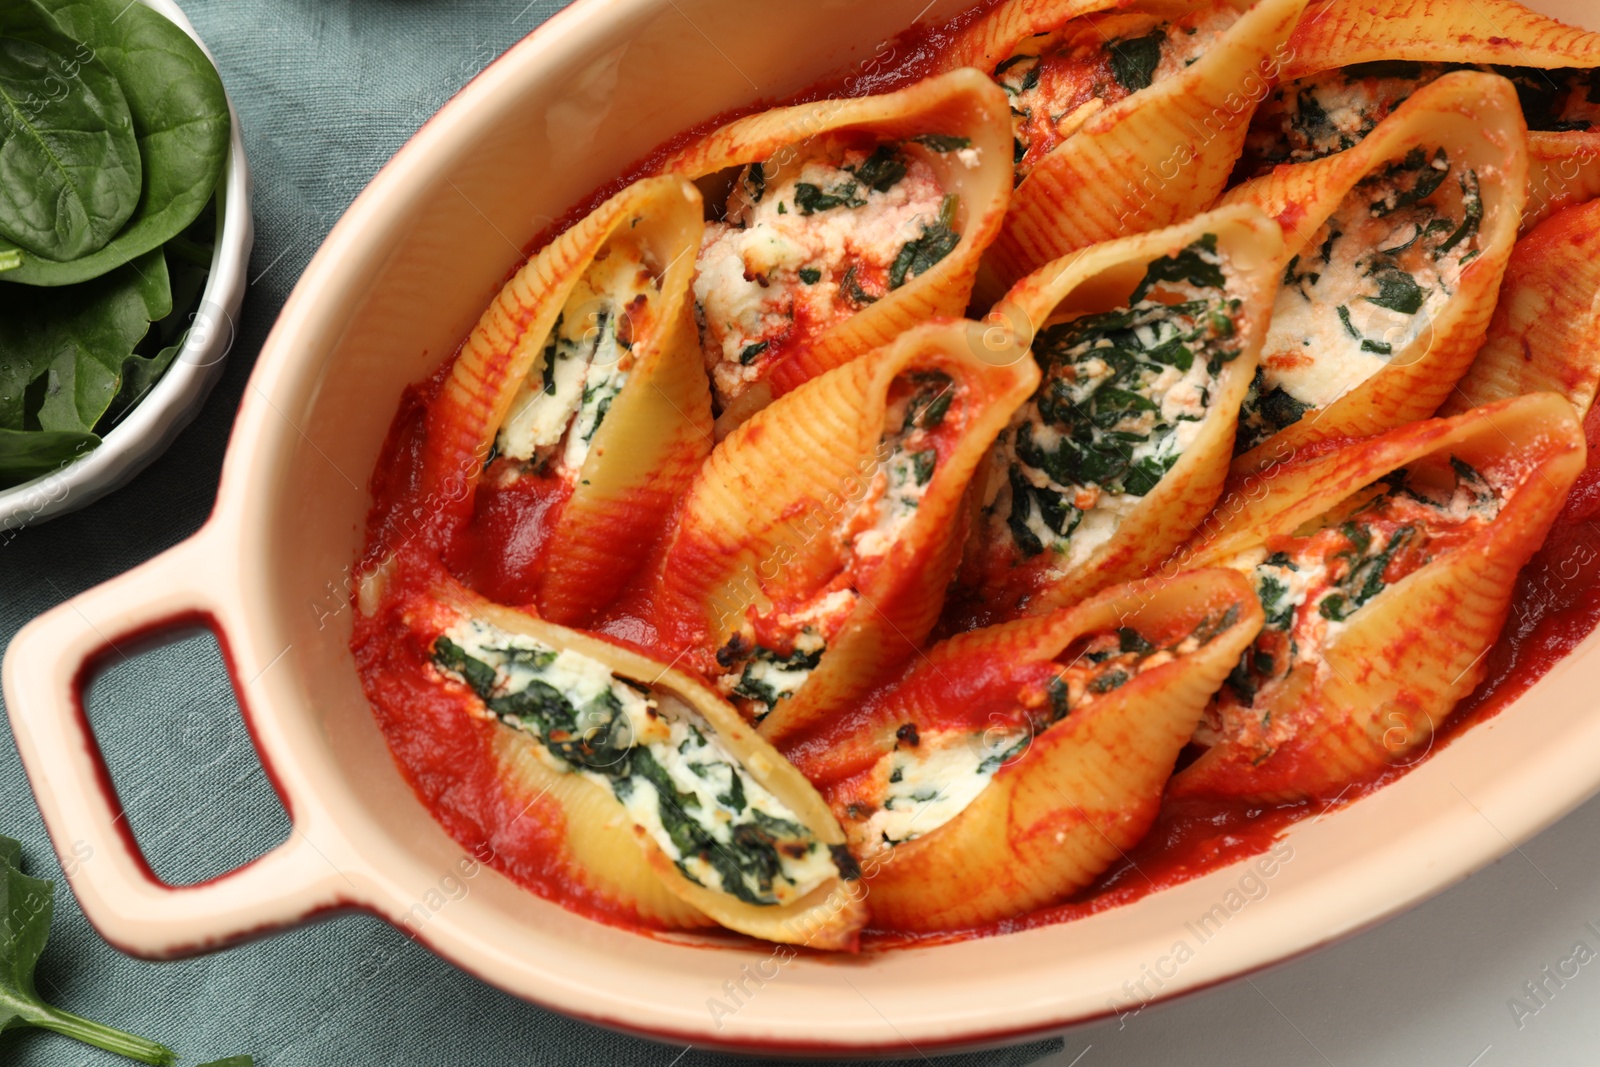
[0,835,177,1065]
[0,0,230,286]
[0,247,171,486]
[0,0,141,261]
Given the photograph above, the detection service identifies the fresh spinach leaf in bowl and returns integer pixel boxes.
[0,0,230,490]
[0,0,141,261]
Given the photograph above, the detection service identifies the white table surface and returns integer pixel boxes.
[1030,789,1600,1065]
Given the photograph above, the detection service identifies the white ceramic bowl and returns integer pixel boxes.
[7,0,1600,1056]
[0,0,252,533]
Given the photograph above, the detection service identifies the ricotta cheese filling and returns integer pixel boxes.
[693,138,969,407]
[432,619,839,906]
[714,371,957,723]
[988,235,1240,576]
[1245,61,1600,176]
[995,2,1239,181]
[1199,456,1504,760]
[841,609,1241,857]
[1237,145,1482,452]
[495,239,656,478]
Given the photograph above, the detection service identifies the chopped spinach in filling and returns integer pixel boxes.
[1244,62,1600,176]
[692,138,968,406]
[726,632,826,715]
[995,3,1237,181]
[1239,146,1481,452]
[994,236,1239,568]
[1219,458,1502,742]
[433,620,838,906]
[844,605,1243,855]
[715,371,956,722]
[496,243,651,475]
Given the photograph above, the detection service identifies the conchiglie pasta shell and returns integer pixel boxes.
[935,0,1114,74]
[1524,131,1600,233]
[851,571,1262,933]
[975,0,1307,301]
[421,176,711,624]
[655,319,1039,745]
[539,288,714,626]
[440,587,867,950]
[961,205,1285,625]
[1441,198,1600,419]
[663,69,1013,422]
[1222,71,1528,475]
[1171,392,1586,803]
[489,728,712,930]
[1281,0,1600,80]
[1269,0,1600,232]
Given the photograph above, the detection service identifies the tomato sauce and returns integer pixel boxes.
[350,3,1600,951]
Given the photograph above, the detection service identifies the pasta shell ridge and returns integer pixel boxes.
[843,571,1263,933]
[1442,198,1600,420]
[1283,0,1600,80]
[1172,392,1586,802]
[1525,132,1600,232]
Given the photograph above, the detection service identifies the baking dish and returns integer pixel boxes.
[7,0,1600,1054]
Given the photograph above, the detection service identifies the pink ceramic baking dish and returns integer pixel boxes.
[8,0,1600,1055]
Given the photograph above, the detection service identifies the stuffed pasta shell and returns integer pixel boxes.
[1222,71,1527,473]
[419,176,713,627]
[1172,392,1585,803]
[650,320,1039,744]
[931,0,1305,298]
[787,571,1261,933]
[955,205,1284,627]
[357,576,866,950]
[662,70,1012,430]
[1241,0,1600,225]
[1443,197,1600,418]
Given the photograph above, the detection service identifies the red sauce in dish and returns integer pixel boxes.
[351,6,1600,950]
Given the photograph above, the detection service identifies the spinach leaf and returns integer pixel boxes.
[1438,170,1481,255]
[1130,234,1225,301]
[1368,147,1449,217]
[101,217,211,430]
[0,835,177,1064]
[793,179,863,215]
[0,0,141,260]
[1367,267,1424,314]
[2,0,230,286]
[888,195,959,289]
[850,143,906,192]
[0,426,96,484]
[909,133,970,152]
[840,265,876,307]
[1108,30,1164,93]
[0,248,170,487]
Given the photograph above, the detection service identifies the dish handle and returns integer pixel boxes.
[3,529,354,959]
